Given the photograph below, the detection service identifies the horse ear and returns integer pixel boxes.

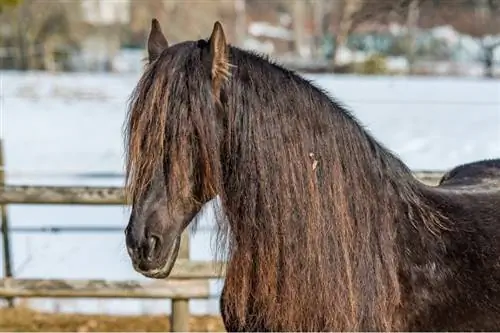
[147,18,169,63]
[208,21,230,96]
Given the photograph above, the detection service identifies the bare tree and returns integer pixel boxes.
[292,0,308,57]
[328,0,431,71]
[0,0,85,70]
[468,0,500,78]
[234,0,247,47]
[418,0,500,78]
[312,0,326,59]
[328,0,409,68]
[349,0,417,30]
[129,0,238,46]
[406,0,420,74]
[331,0,364,69]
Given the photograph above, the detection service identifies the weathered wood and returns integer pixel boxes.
[171,231,191,332]
[0,278,210,299]
[0,185,125,205]
[170,259,225,279]
[0,172,445,205]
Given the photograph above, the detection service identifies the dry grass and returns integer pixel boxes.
[0,306,225,332]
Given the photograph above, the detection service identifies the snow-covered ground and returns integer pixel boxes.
[0,70,499,315]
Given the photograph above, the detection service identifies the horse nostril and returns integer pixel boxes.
[146,234,161,261]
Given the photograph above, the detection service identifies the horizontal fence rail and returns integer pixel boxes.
[0,278,211,299]
[0,185,125,205]
[0,171,445,205]
[0,260,224,283]
[4,224,214,233]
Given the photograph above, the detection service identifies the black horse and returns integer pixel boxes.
[124,19,500,331]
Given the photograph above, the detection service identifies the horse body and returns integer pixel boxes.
[406,159,500,331]
[401,177,500,331]
[123,19,500,331]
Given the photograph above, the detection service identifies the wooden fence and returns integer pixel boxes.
[0,187,225,331]
[0,143,446,331]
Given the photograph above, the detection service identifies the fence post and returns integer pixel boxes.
[170,231,190,331]
[0,139,14,307]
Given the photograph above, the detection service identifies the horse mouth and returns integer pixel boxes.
[133,235,181,279]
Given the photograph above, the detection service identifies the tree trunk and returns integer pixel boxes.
[330,0,363,71]
[234,0,246,48]
[406,0,419,75]
[312,0,325,59]
[42,37,57,72]
[292,0,307,58]
[482,43,500,79]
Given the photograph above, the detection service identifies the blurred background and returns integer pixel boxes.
[1,0,500,75]
[0,0,499,331]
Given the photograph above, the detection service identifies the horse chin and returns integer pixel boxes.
[135,235,181,279]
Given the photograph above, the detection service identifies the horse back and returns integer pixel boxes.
[438,158,500,190]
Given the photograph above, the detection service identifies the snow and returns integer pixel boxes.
[243,38,276,55]
[248,21,293,40]
[430,25,462,45]
[0,70,499,315]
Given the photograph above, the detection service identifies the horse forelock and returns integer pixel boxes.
[124,43,224,209]
[124,58,167,204]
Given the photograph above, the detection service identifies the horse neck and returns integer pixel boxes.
[216,82,442,330]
